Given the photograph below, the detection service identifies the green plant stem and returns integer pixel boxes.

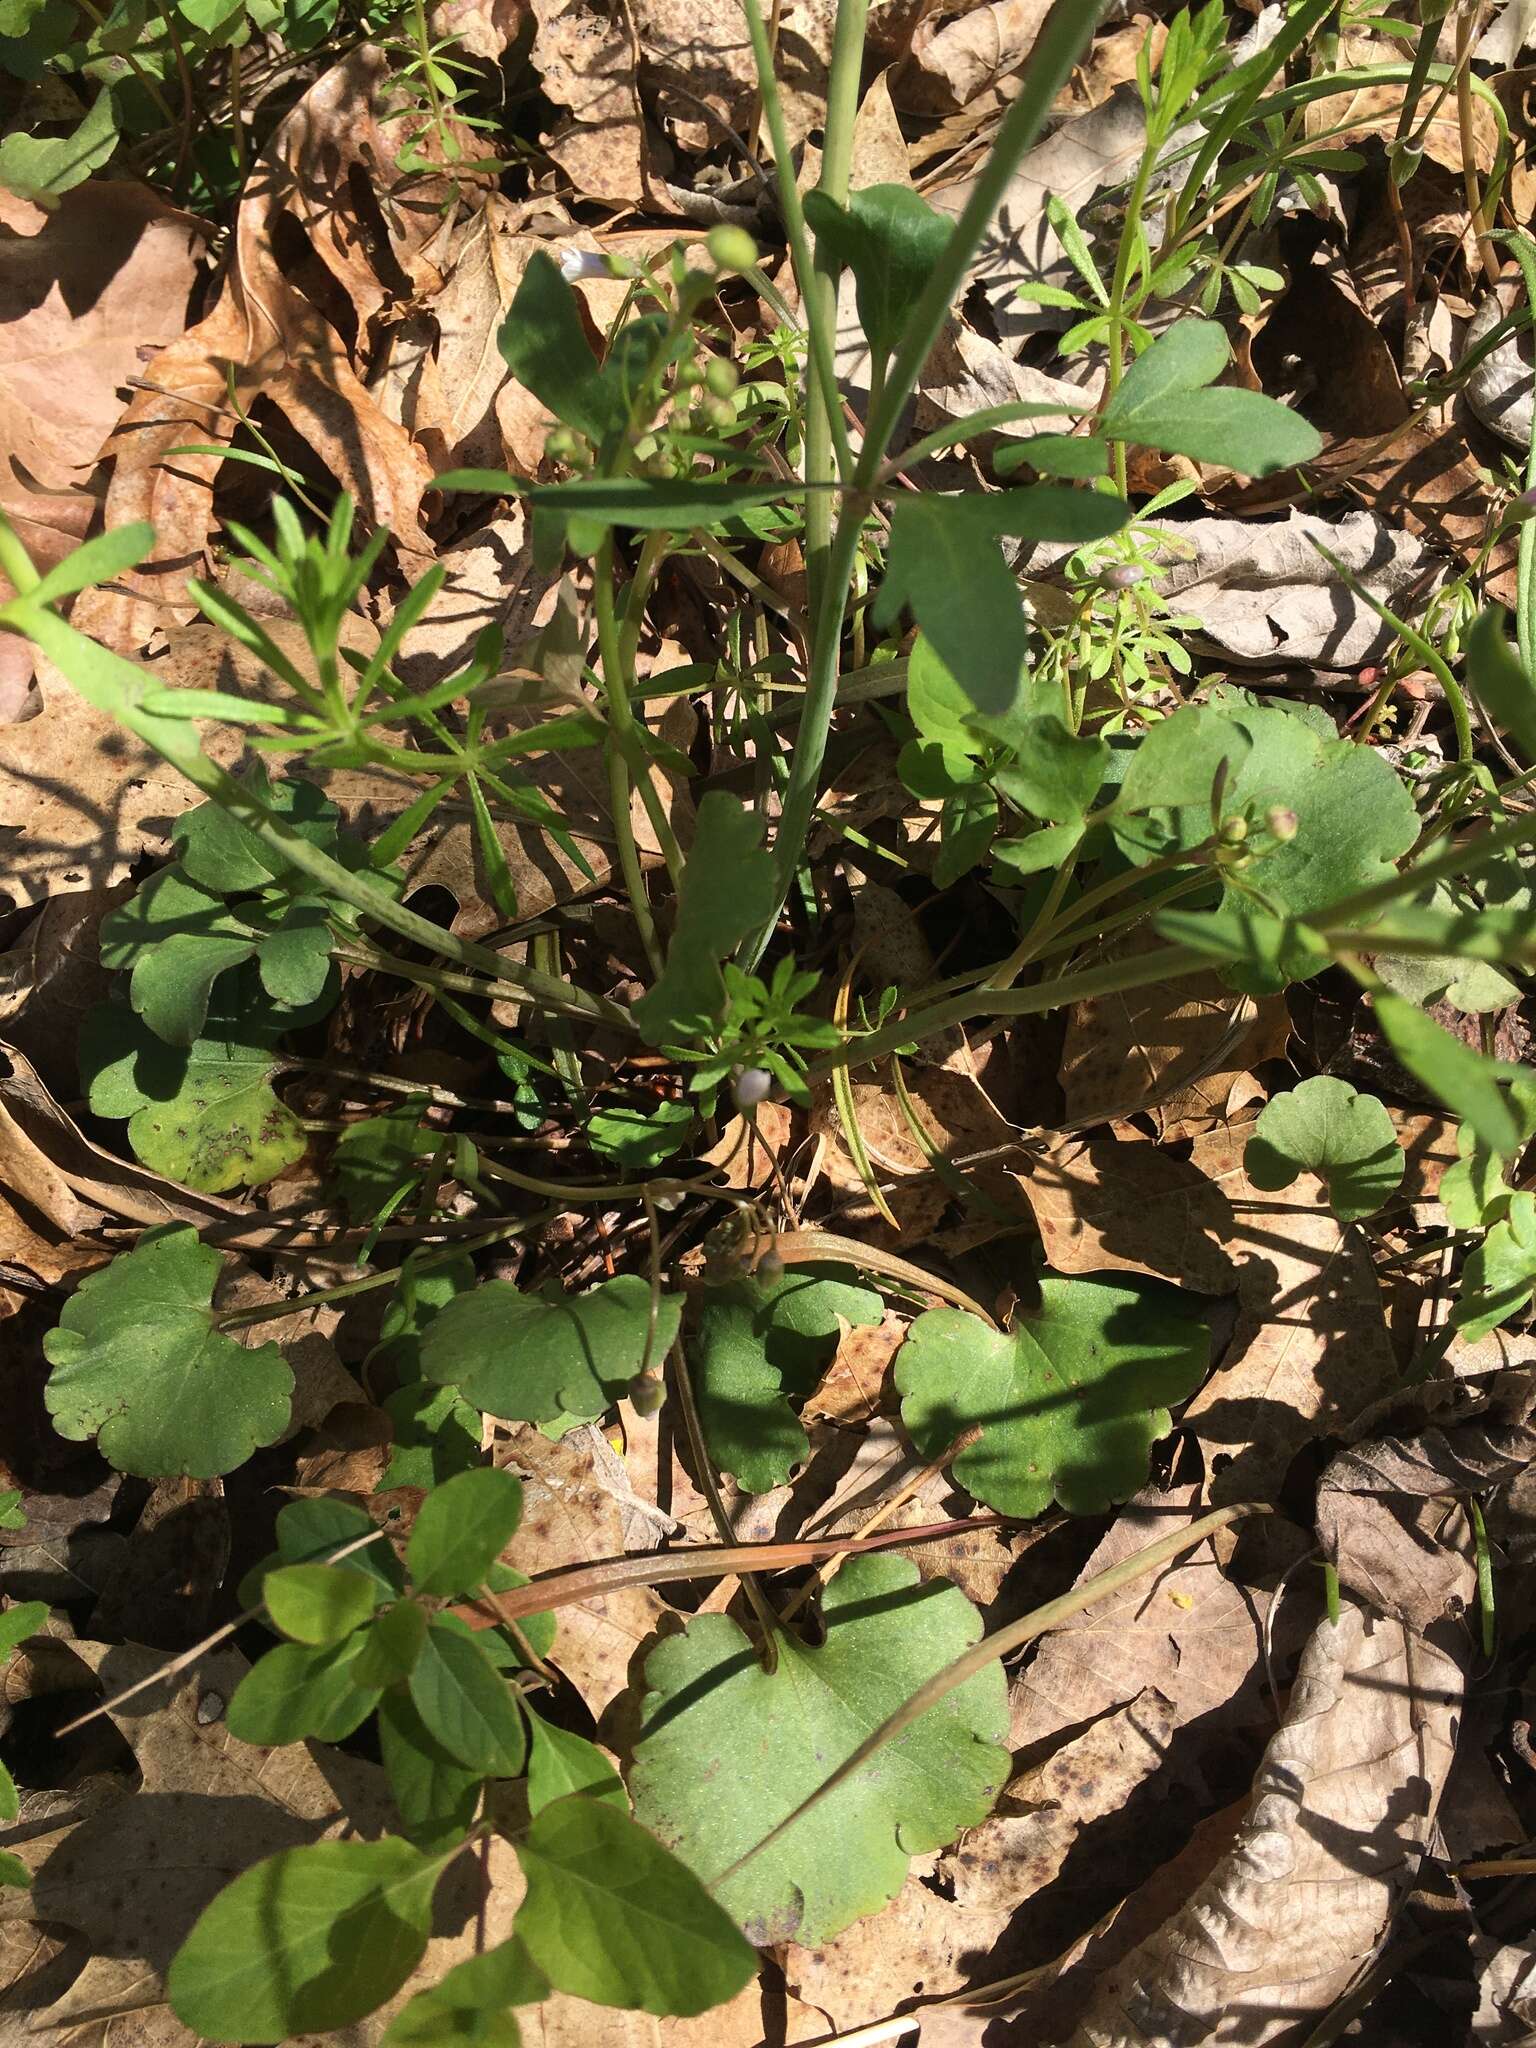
[742,0,1106,965]
[1104,145,1160,497]
[1308,540,1473,762]
[800,0,869,626]
[1507,234,1536,680]
[713,1500,1272,1888]
[0,597,632,1031]
[811,941,1215,1077]
[595,537,666,974]
[214,1220,542,1330]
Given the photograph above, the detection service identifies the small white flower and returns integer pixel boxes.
[559,246,610,283]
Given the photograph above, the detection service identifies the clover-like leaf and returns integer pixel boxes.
[1245,1075,1404,1222]
[633,793,778,1044]
[693,1264,884,1493]
[43,1225,294,1479]
[629,1553,1008,1946]
[514,1796,757,2016]
[171,773,343,894]
[586,1098,697,1169]
[1113,696,1418,989]
[167,1837,441,2040]
[79,995,305,1192]
[1100,317,1323,475]
[421,1275,682,1433]
[895,1273,1209,1517]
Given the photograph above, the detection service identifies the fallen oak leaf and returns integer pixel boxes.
[1059,1597,1465,2048]
[80,48,449,650]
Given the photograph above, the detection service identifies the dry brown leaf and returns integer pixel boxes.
[82,48,453,649]
[1309,39,1498,177]
[501,1423,670,1721]
[895,0,1052,115]
[932,87,1148,356]
[529,0,650,205]
[0,182,206,500]
[0,882,128,1094]
[1012,1485,1295,1758]
[1181,1122,1400,1508]
[804,1310,907,1424]
[635,0,834,151]
[1058,950,1288,1131]
[1060,1598,1465,2048]
[1317,1370,1536,1632]
[519,1980,826,2045]
[1023,1137,1238,1294]
[430,0,528,60]
[1472,1937,1536,2043]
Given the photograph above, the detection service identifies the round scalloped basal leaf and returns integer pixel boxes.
[1245,1074,1404,1223]
[42,1225,294,1478]
[895,1274,1209,1518]
[628,1553,1008,1947]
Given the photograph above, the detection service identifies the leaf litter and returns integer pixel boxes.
[2,4,1536,2046]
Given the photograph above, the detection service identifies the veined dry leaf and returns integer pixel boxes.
[403,200,544,471]
[634,0,835,151]
[1181,1121,1399,1507]
[894,0,1053,114]
[0,182,206,500]
[1472,1937,1536,2043]
[932,86,1148,356]
[430,0,528,60]
[1317,1370,1536,1632]
[804,1310,907,1424]
[529,0,650,205]
[1023,1137,1238,1295]
[1464,280,1533,452]
[1100,508,1447,670]
[1061,1598,1465,2048]
[1012,1485,1296,1757]
[81,48,451,649]
[500,1422,670,1722]
[1058,949,1288,1132]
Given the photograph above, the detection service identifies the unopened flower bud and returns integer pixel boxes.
[1219,815,1248,846]
[733,1066,773,1110]
[1267,806,1299,842]
[704,356,740,399]
[630,1372,666,1416]
[1099,562,1145,590]
[558,246,611,283]
[702,393,739,429]
[754,1248,785,1283]
[707,225,758,274]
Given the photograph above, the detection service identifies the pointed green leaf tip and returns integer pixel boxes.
[43,1225,293,1479]
[630,1555,1007,1947]
[803,182,951,363]
[168,1837,440,2040]
[896,1272,1209,1517]
[1245,1075,1404,1222]
[515,1796,756,2015]
[1100,316,1323,474]
[633,792,778,1043]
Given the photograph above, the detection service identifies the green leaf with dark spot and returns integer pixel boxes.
[43,1225,292,1478]
[81,995,304,1193]
[895,1274,1209,1517]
